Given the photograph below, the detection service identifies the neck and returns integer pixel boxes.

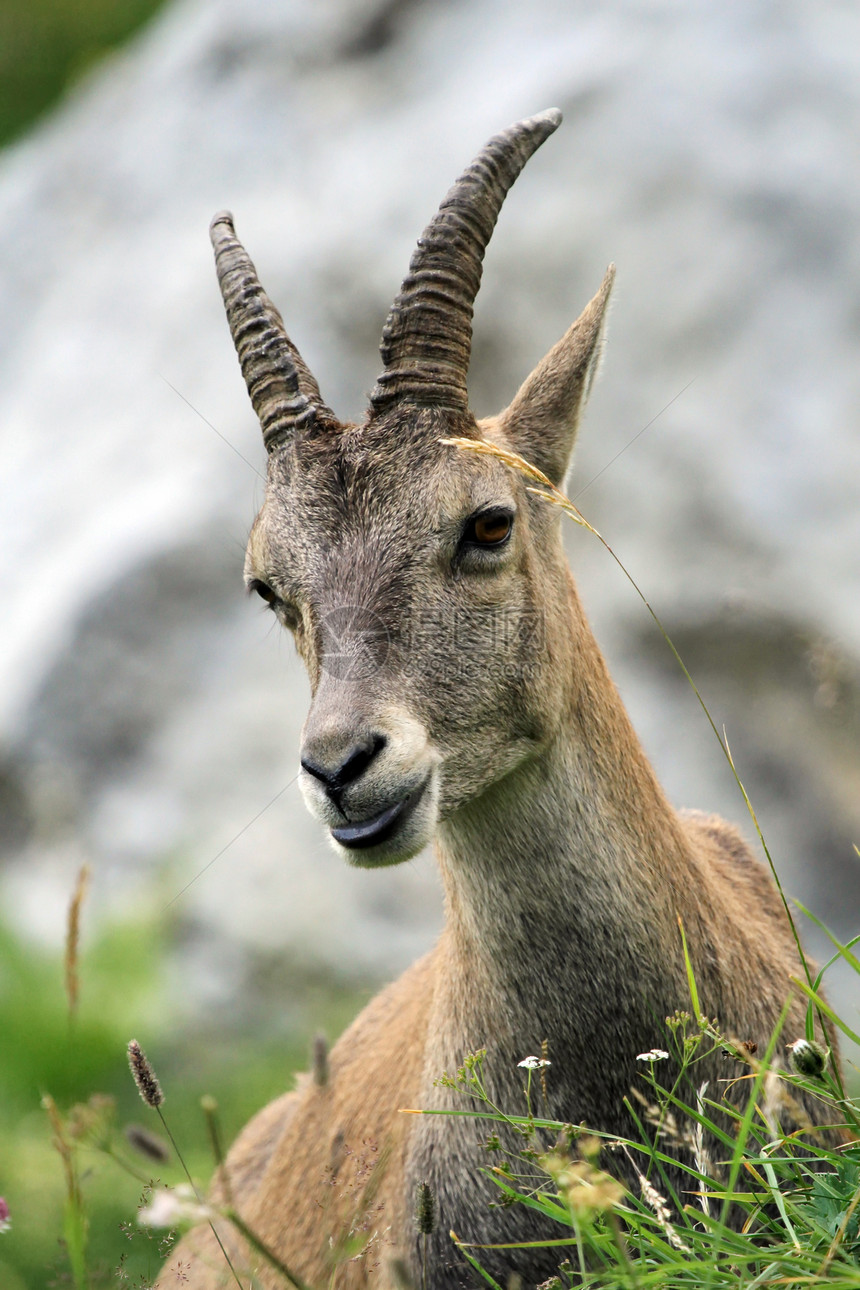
[408,593,712,1279]
[431,610,693,1110]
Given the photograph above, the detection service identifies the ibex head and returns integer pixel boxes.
[211,110,614,868]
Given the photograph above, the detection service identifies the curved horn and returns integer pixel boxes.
[210,212,338,451]
[369,109,562,416]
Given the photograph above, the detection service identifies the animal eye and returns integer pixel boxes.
[248,578,277,606]
[465,510,513,547]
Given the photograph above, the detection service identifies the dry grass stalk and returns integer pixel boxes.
[693,1081,713,1219]
[620,1144,691,1253]
[42,1093,76,1196]
[540,1038,550,1104]
[439,437,555,488]
[64,863,90,1025]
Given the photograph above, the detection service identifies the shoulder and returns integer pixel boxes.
[680,808,755,863]
[679,808,785,910]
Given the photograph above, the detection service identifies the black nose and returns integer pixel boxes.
[301,734,387,797]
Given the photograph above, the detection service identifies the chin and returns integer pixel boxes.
[331,775,439,869]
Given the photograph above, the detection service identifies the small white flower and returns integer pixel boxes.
[518,1056,552,1070]
[138,1184,215,1228]
[636,1049,669,1063]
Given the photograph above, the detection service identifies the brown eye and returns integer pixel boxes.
[467,511,513,546]
[249,578,277,606]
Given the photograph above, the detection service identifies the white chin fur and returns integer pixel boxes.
[331,769,440,869]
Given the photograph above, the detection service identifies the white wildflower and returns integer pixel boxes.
[518,1056,551,1069]
[636,1049,669,1063]
[138,1184,216,1228]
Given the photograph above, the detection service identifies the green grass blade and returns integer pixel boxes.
[790,978,860,1047]
[717,999,791,1252]
[448,1234,504,1289]
[62,1194,88,1290]
[677,917,702,1026]
[794,903,860,977]
[759,1158,799,1249]
[810,933,860,993]
[482,1169,572,1224]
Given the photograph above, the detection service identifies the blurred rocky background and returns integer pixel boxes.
[1,0,858,1100]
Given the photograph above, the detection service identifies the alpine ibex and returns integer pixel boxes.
[160,110,836,1288]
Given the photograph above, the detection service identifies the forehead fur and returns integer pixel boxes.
[251,406,521,566]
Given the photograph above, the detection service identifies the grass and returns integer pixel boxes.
[0,892,369,1288]
[36,931,854,1289]
[428,1005,860,1289]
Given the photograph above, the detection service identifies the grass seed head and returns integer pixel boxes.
[415,1180,436,1234]
[125,1122,171,1163]
[127,1039,164,1108]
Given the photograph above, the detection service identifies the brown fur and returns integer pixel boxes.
[160,137,836,1289]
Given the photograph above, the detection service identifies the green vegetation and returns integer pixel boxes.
[0,0,169,149]
[433,1007,860,1289]
[0,894,370,1288]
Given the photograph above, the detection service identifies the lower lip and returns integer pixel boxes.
[331,781,426,850]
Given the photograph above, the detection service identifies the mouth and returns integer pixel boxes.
[330,779,427,851]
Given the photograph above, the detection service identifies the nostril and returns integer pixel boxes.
[301,755,335,787]
[340,734,386,786]
[301,734,387,794]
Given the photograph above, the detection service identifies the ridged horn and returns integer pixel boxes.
[369,109,562,416]
[210,212,338,451]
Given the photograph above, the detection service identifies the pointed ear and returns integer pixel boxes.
[496,265,615,485]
